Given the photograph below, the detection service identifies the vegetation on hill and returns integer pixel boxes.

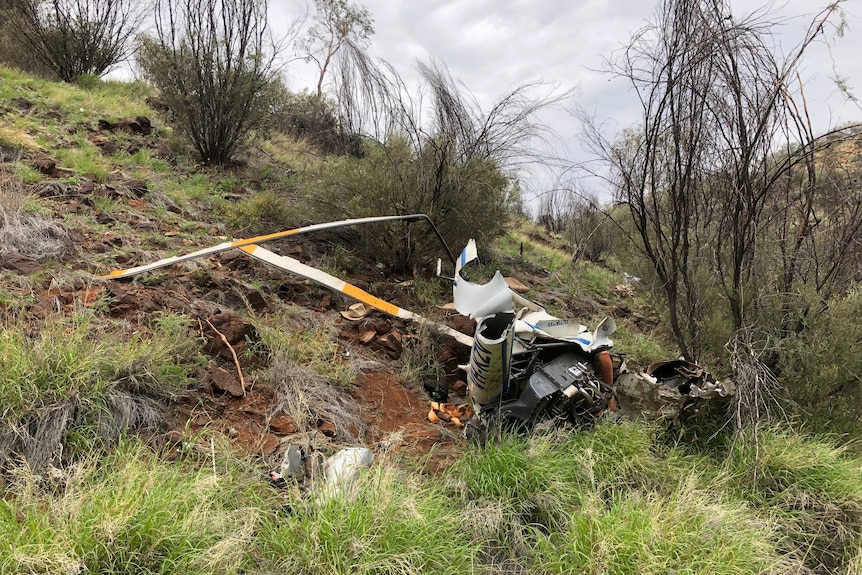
[0,0,860,572]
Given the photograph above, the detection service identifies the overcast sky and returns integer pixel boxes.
[274,0,862,206]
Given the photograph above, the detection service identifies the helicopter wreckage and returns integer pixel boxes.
[100,214,734,442]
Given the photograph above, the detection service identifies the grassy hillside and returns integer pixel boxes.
[0,67,860,575]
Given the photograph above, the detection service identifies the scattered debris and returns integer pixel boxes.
[323,447,374,490]
[280,444,304,479]
[613,283,636,297]
[427,402,474,428]
[340,302,370,320]
[615,359,733,426]
[270,444,375,499]
[92,216,731,461]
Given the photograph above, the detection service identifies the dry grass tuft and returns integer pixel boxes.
[0,126,40,160]
[0,391,166,472]
[269,355,366,443]
[0,402,76,472]
[0,172,73,262]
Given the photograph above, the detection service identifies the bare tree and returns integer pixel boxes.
[5,0,144,81]
[138,0,281,166]
[297,48,570,270]
[585,0,847,360]
[298,0,373,98]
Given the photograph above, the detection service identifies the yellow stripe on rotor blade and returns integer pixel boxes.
[240,244,474,347]
[342,283,402,317]
[239,244,404,317]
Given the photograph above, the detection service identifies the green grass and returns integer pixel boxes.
[0,66,152,123]
[53,135,110,182]
[0,311,202,421]
[2,425,857,575]
[0,441,270,575]
[253,309,354,385]
[449,423,862,574]
[10,162,42,184]
[612,323,677,366]
[496,229,571,272]
[531,483,779,575]
[257,466,481,575]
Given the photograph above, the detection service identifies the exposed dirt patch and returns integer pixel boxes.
[349,371,462,467]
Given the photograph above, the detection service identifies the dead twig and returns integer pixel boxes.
[203,318,247,396]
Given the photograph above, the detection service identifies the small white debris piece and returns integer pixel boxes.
[321,447,374,496]
[280,444,304,479]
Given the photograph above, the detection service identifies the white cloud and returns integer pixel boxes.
[270,0,862,201]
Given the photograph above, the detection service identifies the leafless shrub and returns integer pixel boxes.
[728,330,787,432]
[583,0,851,361]
[4,0,145,82]
[302,48,570,270]
[269,355,365,443]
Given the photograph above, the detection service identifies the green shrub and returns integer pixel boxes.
[220,191,301,235]
[298,136,510,272]
[276,91,363,156]
[776,287,862,439]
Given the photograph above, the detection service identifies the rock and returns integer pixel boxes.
[99,231,123,246]
[269,413,297,434]
[205,310,252,346]
[243,287,269,312]
[146,96,170,112]
[447,314,475,337]
[123,179,149,198]
[89,133,116,153]
[376,331,403,359]
[11,97,32,111]
[318,421,337,437]
[95,211,117,225]
[452,380,468,396]
[204,365,245,397]
[31,156,56,175]
[257,433,280,456]
[0,255,41,274]
[107,284,165,316]
[130,116,153,135]
[79,179,95,194]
